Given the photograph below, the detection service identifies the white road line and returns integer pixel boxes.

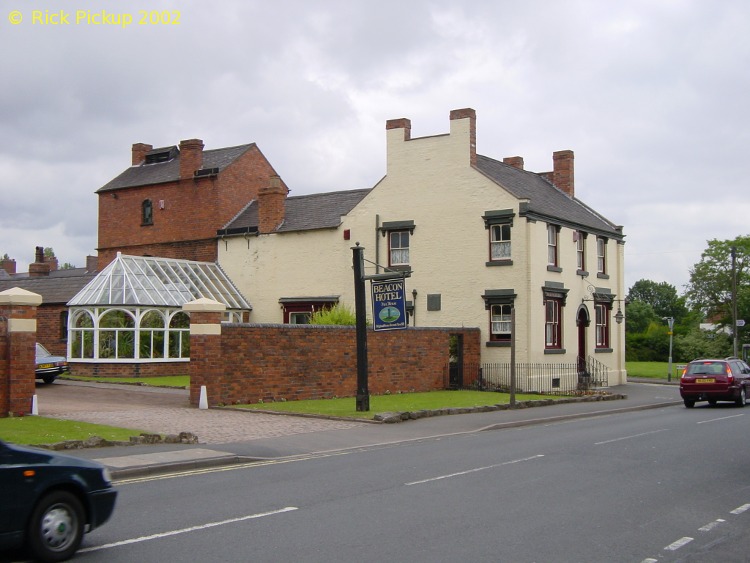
[78,507,298,553]
[698,519,725,532]
[697,414,744,424]
[404,454,544,486]
[664,537,693,551]
[594,429,668,446]
[641,559,658,563]
[731,503,750,515]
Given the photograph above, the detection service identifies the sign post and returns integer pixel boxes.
[352,244,369,412]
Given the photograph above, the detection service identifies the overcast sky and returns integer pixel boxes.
[2,0,748,293]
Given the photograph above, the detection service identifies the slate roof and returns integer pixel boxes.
[97,143,256,193]
[0,268,97,304]
[476,155,623,239]
[219,188,372,235]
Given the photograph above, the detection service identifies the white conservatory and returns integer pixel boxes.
[67,253,251,364]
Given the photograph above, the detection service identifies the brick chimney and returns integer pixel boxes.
[257,176,287,233]
[132,143,153,166]
[28,246,50,277]
[449,108,477,166]
[386,118,411,141]
[552,150,575,198]
[0,256,16,275]
[179,138,204,180]
[503,156,524,170]
[86,255,98,272]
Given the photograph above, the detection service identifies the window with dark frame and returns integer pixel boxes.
[597,237,607,275]
[547,224,559,267]
[490,224,511,261]
[545,297,562,349]
[490,303,512,342]
[389,230,410,267]
[142,199,153,226]
[576,231,586,272]
[595,302,610,349]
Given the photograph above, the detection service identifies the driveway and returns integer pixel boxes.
[34,380,366,444]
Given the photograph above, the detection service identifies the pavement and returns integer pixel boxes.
[32,379,684,480]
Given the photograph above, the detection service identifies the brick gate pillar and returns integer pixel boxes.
[183,298,226,408]
[0,288,42,417]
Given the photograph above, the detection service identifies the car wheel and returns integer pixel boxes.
[42,375,56,384]
[737,387,747,407]
[27,491,84,562]
[684,399,695,408]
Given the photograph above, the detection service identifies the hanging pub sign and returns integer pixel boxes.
[371,278,407,331]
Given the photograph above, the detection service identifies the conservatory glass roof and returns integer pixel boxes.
[67,253,251,310]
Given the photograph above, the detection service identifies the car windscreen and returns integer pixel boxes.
[687,361,726,375]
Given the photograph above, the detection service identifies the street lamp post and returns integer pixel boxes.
[664,317,674,382]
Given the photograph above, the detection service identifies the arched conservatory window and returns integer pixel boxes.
[99,310,136,359]
[70,310,95,359]
[140,310,166,359]
[168,311,190,359]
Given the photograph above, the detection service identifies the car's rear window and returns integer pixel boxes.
[687,361,726,375]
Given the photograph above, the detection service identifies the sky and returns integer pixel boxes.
[1,0,748,294]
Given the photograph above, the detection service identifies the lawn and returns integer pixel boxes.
[62,375,189,388]
[235,390,561,419]
[0,416,147,446]
[627,361,684,380]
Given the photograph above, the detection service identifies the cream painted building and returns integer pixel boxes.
[218,109,627,384]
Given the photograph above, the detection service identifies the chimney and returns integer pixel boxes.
[132,143,153,166]
[257,176,287,233]
[47,256,58,272]
[0,256,16,275]
[386,118,411,141]
[503,156,524,170]
[553,150,575,198]
[86,255,98,272]
[28,246,50,277]
[449,108,477,166]
[179,138,204,180]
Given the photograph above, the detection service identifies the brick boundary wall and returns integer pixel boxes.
[69,361,188,378]
[189,323,481,407]
[0,288,41,417]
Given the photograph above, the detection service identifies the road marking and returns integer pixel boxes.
[115,451,352,485]
[78,507,298,553]
[698,519,725,532]
[404,454,544,486]
[664,537,693,551]
[640,559,658,563]
[594,429,668,445]
[730,503,750,515]
[697,414,744,424]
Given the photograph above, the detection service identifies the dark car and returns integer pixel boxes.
[680,357,750,408]
[35,343,69,384]
[0,440,117,562]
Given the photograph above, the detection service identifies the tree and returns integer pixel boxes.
[624,300,658,334]
[627,279,687,322]
[685,235,750,347]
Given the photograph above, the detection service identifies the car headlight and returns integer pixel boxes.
[102,467,113,485]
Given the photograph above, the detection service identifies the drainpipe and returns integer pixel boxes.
[375,214,381,274]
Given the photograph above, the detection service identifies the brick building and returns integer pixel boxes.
[96,139,287,269]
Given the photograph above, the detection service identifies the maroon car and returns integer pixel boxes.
[680,357,750,408]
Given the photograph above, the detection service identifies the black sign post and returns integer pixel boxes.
[352,244,369,411]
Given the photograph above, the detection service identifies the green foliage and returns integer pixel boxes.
[686,235,750,342]
[674,328,732,362]
[60,262,76,269]
[624,300,658,334]
[627,279,688,322]
[0,417,146,445]
[309,304,358,325]
[43,247,55,258]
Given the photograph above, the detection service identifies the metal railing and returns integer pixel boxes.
[447,356,609,395]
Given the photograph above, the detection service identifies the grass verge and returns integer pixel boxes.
[0,416,146,446]
[627,362,683,380]
[235,390,563,419]
[62,375,189,388]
